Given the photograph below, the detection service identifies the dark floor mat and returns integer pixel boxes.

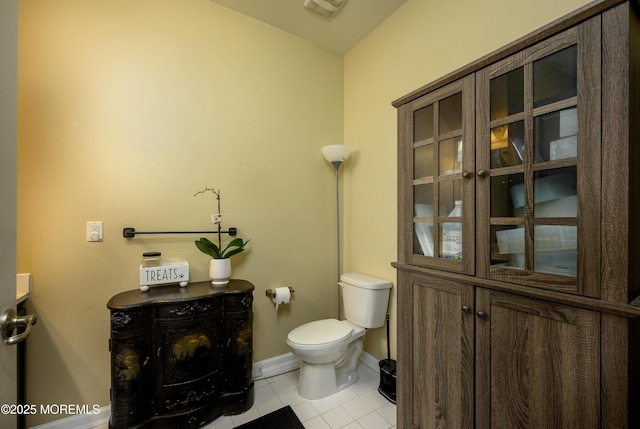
[234,405,305,429]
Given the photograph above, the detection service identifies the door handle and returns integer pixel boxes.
[1,309,37,346]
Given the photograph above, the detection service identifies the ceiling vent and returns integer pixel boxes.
[304,0,347,19]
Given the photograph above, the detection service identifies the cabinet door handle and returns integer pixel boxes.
[462,305,471,313]
[476,169,486,178]
[476,311,487,319]
[462,171,472,179]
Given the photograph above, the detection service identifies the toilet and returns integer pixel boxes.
[286,272,392,400]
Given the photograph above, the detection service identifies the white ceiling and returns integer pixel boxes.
[209,0,408,55]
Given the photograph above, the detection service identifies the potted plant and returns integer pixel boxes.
[195,237,250,259]
[195,237,250,285]
[194,186,250,285]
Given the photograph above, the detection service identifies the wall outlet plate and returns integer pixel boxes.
[87,221,103,242]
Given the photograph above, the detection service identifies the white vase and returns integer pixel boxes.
[209,258,231,286]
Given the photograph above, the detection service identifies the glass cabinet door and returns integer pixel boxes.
[476,22,601,296]
[401,76,475,274]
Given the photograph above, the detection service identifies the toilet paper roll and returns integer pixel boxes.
[272,287,291,312]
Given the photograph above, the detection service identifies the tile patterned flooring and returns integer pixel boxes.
[206,363,397,429]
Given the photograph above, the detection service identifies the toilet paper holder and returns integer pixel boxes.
[265,287,294,298]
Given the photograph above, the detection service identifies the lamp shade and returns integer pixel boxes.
[322,145,351,163]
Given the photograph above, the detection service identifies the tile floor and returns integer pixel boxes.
[206,363,397,429]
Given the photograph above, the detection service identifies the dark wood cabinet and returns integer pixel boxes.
[475,287,600,429]
[397,271,474,428]
[394,1,640,428]
[397,75,476,275]
[399,271,601,428]
[107,280,254,429]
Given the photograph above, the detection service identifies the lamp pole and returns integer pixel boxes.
[332,162,342,319]
[322,145,350,320]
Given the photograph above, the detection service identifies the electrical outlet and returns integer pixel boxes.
[87,221,103,242]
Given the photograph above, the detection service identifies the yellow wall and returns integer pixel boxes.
[343,0,590,360]
[18,0,592,425]
[18,0,343,425]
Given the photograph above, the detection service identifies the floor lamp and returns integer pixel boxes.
[322,144,351,320]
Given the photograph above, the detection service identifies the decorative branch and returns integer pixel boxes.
[195,186,222,250]
[194,187,220,209]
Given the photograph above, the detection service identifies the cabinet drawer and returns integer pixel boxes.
[158,374,220,413]
[110,310,150,332]
[225,293,254,311]
[157,298,223,319]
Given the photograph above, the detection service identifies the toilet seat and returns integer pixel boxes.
[287,319,352,347]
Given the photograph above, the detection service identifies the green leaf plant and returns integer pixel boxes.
[195,237,250,259]
[194,186,250,259]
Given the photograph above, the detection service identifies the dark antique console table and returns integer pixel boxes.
[107,280,254,429]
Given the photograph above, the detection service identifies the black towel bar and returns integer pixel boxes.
[123,227,237,238]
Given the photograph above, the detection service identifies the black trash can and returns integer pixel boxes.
[378,315,396,403]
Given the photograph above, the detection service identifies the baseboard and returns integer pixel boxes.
[29,405,110,429]
[31,352,381,429]
[252,350,380,379]
[253,352,301,379]
[359,350,382,373]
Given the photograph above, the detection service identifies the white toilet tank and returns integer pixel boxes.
[340,273,392,328]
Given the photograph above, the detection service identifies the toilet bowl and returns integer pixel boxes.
[287,319,365,399]
[287,273,392,400]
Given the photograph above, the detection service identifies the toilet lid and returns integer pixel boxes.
[288,319,352,346]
